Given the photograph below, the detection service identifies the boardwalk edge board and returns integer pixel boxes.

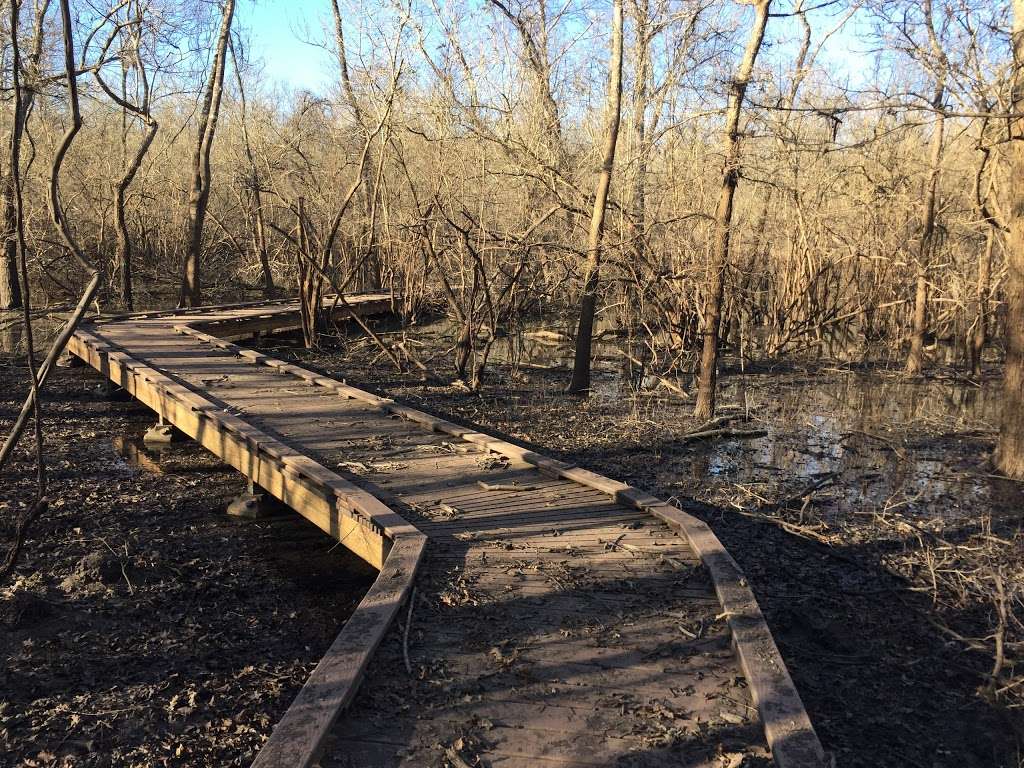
[71,297,827,768]
[249,534,427,768]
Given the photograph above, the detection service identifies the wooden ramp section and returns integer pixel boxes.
[69,295,827,768]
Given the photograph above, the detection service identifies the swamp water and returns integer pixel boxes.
[388,320,1022,531]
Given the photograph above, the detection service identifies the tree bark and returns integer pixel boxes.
[179,0,235,307]
[996,0,1024,478]
[970,226,993,376]
[0,0,49,311]
[693,0,771,421]
[568,0,623,395]
[0,174,20,310]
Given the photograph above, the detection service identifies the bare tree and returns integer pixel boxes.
[0,0,44,577]
[179,0,236,307]
[93,0,158,310]
[905,0,949,375]
[0,0,50,312]
[2,0,102,576]
[693,0,771,421]
[568,0,624,395]
[483,0,568,171]
[229,37,275,298]
[963,20,1007,377]
[968,117,1002,376]
[330,0,388,289]
[996,1,1024,479]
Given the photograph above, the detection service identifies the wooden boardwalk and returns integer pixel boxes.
[68,296,826,768]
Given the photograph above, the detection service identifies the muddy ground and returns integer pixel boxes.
[0,361,376,767]
[1,313,1022,767]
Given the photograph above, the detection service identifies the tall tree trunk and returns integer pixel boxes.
[905,0,947,376]
[0,171,21,310]
[693,0,771,421]
[971,226,994,376]
[229,39,275,299]
[969,111,999,377]
[0,0,48,311]
[101,8,157,312]
[996,1,1024,478]
[567,0,624,395]
[330,0,379,287]
[179,0,235,307]
[628,0,650,268]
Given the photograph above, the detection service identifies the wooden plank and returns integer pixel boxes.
[68,333,390,570]
[251,535,426,768]
[639,502,828,768]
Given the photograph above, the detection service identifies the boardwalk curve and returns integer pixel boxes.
[68,295,827,768]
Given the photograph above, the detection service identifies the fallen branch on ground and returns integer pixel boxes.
[678,426,767,443]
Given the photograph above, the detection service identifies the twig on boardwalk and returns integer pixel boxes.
[444,745,474,768]
[600,535,690,570]
[476,481,541,492]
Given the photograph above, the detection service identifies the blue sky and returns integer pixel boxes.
[235,0,885,99]
[237,0,336,92]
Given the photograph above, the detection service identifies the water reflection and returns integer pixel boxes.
[111,433,226,476]
[111,434,168,474]
[476,322,1020,526]
[721,374,1010,523]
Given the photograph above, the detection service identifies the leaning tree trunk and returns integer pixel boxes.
[568,0,624,395]
[996,0,1024,479]
[693,0,771,421]
[179,0,235,307]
